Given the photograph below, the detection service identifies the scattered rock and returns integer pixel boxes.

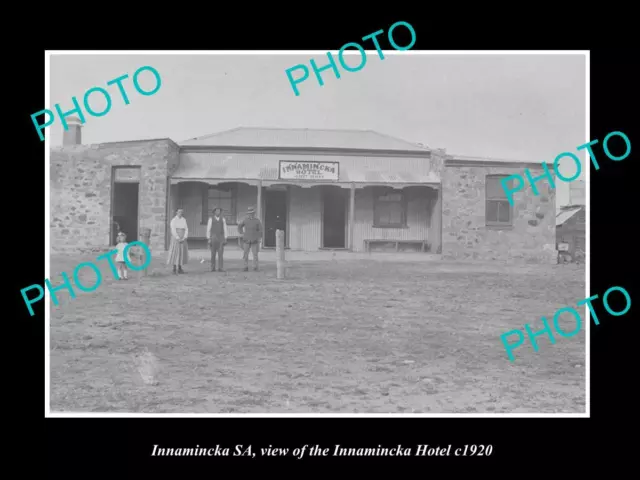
[134,350,160,386]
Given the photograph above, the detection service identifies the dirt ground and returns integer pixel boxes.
[48,252,586,414]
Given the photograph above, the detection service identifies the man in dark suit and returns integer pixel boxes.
[237,206,262,272]
[206,207,227,272]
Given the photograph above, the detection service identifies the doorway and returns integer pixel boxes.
[111,182,139,245]
[264,189,288,248]
[322,187,347,248]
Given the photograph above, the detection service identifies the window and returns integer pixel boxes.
[486,175,513,227]
[202,185,237,224]
[373,188,407,227]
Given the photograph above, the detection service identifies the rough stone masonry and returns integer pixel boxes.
[50,139,180,255]
[441,162,557,264]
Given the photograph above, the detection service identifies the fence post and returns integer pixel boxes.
[276,229,285,279]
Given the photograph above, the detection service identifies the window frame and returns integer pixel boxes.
[373,187,408,228]
[201,184,238,225]
[485,175,514,228]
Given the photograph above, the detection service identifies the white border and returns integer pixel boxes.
[45,50,590,418]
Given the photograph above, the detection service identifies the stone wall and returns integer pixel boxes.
[429,148,447,176]
[50,139,180,255]
[442,164,557,263]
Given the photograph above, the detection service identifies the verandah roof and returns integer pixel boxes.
[556,206,583,226]
[170,152,441,189]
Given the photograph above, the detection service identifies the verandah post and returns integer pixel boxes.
[349,182,355,251]
[276,229,285,279]
[256,179,263,251]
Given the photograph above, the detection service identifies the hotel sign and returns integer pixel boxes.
[279,161,339,181]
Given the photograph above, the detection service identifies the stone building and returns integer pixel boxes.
[50,123,556,263]
[442,156,556,263]
[556,204,585,261]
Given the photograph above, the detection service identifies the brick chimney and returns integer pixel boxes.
[62,116,83,146]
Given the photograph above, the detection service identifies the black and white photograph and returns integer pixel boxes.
[45,51,588,415]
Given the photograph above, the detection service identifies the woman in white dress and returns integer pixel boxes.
[167,209,189,274]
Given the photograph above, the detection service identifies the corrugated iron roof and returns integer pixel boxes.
[556,206,582,226]
[449,154,539,164]
[179,127,430,153]
[171,152,440,185]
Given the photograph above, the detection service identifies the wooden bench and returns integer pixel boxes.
[364,239,428,252]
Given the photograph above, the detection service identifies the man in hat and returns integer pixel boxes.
[206,207,228,272]
[237,206,262,271]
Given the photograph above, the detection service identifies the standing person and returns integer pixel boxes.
[167,208,189,274]
[114,232,130,280]
[206,207,228,272]
[237,206,262,272]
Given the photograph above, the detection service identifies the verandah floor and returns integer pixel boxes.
[183,247,442,262]
[48,254,585,413]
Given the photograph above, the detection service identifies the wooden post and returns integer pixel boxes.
[432,188,442,254]
[349,183,355,251]
[256,180,262,250]
[276,229,285,279]
[138,227,151,282]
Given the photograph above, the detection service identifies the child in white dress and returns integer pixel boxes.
[115,232,130,280]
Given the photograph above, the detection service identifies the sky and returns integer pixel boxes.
[49,52,586,207]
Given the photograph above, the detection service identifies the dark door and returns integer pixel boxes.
[112,182,139,245]
[264,190,287,248]
[323,187,347,248]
